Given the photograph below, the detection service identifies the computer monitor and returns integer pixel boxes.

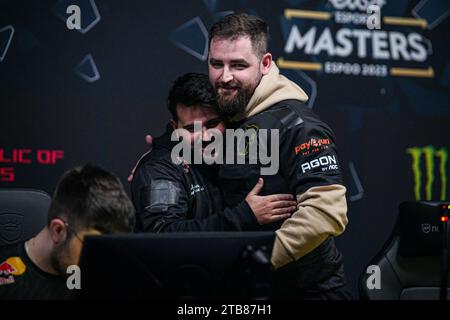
[78,232,275,299]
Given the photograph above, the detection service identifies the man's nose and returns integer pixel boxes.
[221,66,233,83]
[202,127,213,141]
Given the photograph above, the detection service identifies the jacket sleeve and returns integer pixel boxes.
[132,158,258,232]
[271,118,348,269]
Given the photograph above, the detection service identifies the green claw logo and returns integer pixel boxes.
[407,146,448,201]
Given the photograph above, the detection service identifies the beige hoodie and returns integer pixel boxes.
[239,62,348,270]
[233,62,308,121]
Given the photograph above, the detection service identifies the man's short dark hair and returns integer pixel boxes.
[208,12,269,59]
[167,73,217,121]
[47,164,135,234]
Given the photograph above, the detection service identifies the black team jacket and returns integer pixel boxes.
[131,126,258,232]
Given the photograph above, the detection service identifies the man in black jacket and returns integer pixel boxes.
[131,73,297,232]
[207,13,349,299]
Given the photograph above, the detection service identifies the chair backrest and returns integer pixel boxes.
[359,201,450,300]
[0,189,51,247]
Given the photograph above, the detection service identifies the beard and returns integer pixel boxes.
[50,239,71,276]
[215,77,260,119]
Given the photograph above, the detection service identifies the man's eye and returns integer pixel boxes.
[210,62,223,68]
[184,126,195,132]
[233,64,247,70]
[206,120,221,128]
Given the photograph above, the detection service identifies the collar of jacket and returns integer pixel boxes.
[231,61,309,122]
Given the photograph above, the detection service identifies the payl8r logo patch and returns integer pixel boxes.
[294,138,332,157]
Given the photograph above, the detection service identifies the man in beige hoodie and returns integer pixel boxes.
[208,12,350,299]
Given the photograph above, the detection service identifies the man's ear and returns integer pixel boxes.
[169,119,178,130]
[260,52,272,75]
[48,218,68,245]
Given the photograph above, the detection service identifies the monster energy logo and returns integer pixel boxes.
[407,146,448,201]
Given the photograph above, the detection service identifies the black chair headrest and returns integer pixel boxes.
[398,201,449,257]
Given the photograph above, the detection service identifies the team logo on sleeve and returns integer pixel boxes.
[294,138,331,157]
[300,154,339,173]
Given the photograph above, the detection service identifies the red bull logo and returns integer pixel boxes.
[0,257,26,276]
[0,261,16,275]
